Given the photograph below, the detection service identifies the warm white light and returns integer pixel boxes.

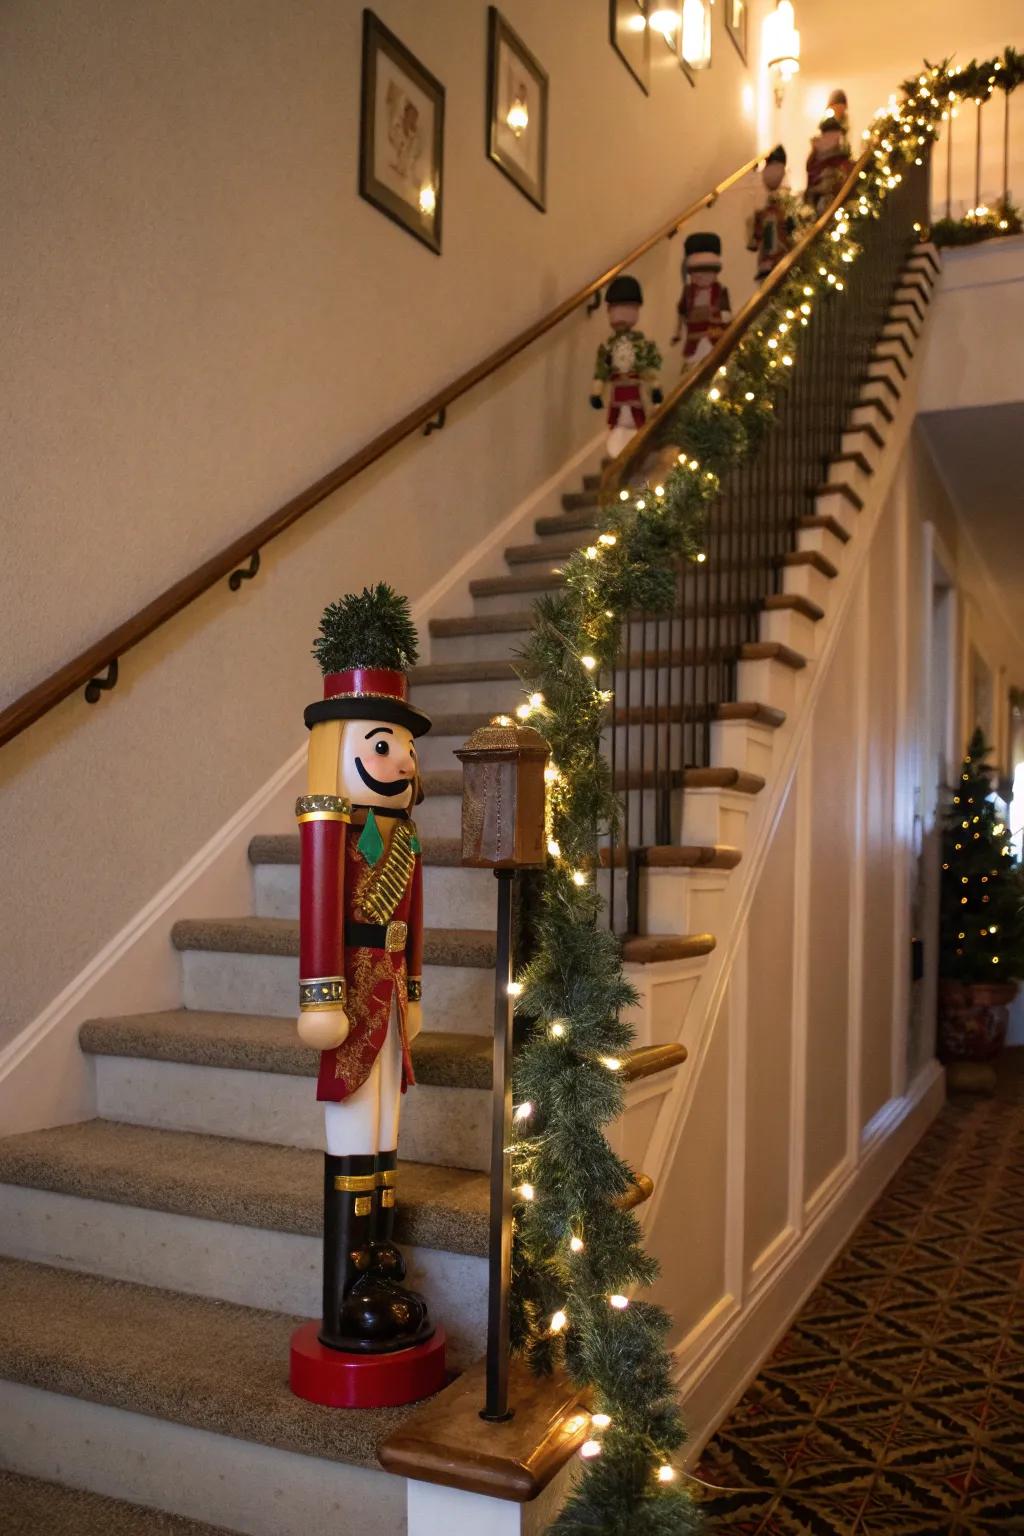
[708,387,722,401]
[681,0,711,69]
[519,1182,535,1201]
[505,99,529,136]
[745,391,755,401]
[581,655,597,671]
[515,1101,534,1122]
[580,1440,603,1459]
[507,980,523,997]
[648,5,678,40]
[549,1309,568,1333]
[695,551,707,563]
[493,714,513,727]
[609,1293,630,1309]
[765,0,800,104]
[418,184,437,215]
[591,1412,612,1429]
[658,1465,677,1484]
[619,489,629,501]
[572,870,589,886]
[550,1022,566,1038]
[529,692,544,709]
[516,703,531,720]
[601,1055,623,1070]
[654,484,665,496]
[569,1235,585,1253]
[598,533,617,546]
[548,839,561,858]
[585,545,599,560]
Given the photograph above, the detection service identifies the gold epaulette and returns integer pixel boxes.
[296,795,351,823]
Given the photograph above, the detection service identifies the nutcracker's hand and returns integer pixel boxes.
[670,331,682,346]
[297,1007,350,1050]
[651,387,663,405]
[406,1000,424,1042]
[589,394,604,410]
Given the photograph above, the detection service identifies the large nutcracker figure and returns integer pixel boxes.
[589,275,663,459]
[747,145,798,280]
[673,233,732,368]
[289,583,447,1409]
[805,108,853,217]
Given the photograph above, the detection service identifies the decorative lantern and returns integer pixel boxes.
[455,720,549,868]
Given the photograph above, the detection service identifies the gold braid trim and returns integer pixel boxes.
[359,820,416,923]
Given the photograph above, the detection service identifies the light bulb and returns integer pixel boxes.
[550,1022,566,1038]
[529,692,544,709]
[550,1309,568,1333]
[609,1294,629,1309]
[507,980,524,996]
[516,703,531,719]
[591,1412,612,1429]
[708,387,722,401]
[514,1101,533,1122]
[519,1182,535,1201]
[580,1440,602,1459]
[600,1056,623,1070]
[581,655,597,671]
[547,839,561,858]
[658,1465,677,1483]
[572,870,589,886]
[619,489,629,501]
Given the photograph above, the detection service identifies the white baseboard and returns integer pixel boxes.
[0,432,604,1137]
[677,1059,945,1455]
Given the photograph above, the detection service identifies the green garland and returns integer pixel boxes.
[503,49,1022,1536]
[931,199,1022,247]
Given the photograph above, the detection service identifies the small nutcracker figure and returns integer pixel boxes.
[827,89,851,146]
[747,145,798,281]
[673,232,732,368]
[589,275,663,459]
[805,108,853,218]
[289,583,446,1408]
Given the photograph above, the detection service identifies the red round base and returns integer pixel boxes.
[289,1321,447,1409]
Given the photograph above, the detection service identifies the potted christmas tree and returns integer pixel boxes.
[938,730,1024,1091]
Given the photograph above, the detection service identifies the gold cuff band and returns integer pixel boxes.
[334,1173,378,1193]
[377,1169,397,1187]
[296,794,351,823]
[300,978,347,1010]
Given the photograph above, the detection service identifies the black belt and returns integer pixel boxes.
[345,919,408,952]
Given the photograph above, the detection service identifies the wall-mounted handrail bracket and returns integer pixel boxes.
[423,406,447,436]
[84,659,119,704]
[228,550,261,591]
[586,290,602,315]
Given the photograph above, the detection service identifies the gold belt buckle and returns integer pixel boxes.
[386,920,408,952]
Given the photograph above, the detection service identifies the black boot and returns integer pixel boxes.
[368,1149,407,1281]
[319,1153,433,1355]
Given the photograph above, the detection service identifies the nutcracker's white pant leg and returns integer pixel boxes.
[606,423,637,459]
[323,997,403,1157]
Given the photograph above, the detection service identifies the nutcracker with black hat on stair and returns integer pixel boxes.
[589,274,664,459]
[747,145,800,281]
[289,583,447,1409]
[673,232,732,368]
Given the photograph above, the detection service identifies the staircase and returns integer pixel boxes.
[0,246,942,1533]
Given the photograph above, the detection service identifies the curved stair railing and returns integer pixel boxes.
[594,147,931,933]
[0,149,772,751]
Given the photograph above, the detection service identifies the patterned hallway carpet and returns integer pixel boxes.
[691,1053,1024,1534]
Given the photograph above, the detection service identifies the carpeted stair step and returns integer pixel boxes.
[428,610,534,639]
[0,1255,414,1469]
[0,1471,236,1536]
[81,1011,492,1091]
[171,917,495,970]
[0,1119,489,1258]
[535,506,601,536]
[250,834,465,867]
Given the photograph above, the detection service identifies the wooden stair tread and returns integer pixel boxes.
[872,349,909,380]
[0,1255,417,1469]
[622,933,716,964]
[535,508,599,536]
[844,420,885,449]
[763,592,825,621]
[79,1011,684,1095]
[827,449,873,477]
[857,395,895,424]
[879,328,914,360]
[782,549,838,577]
[80,1010,494,1090]
[601,843,742,870]
[0,1120,489,1255]
[170,916,495,969]
[683,766,766,793]
[800,513,851,543]
[814,482,864,512]
[614,700,785,728]
[429,611,533,638]
[861,372,901,402]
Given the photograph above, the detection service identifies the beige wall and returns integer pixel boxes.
[0,1,769,1050]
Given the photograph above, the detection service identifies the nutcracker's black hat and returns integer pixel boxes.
[684,231,723,270]
[304,584,432,737]
[819,112,843,132]
[766,144,787,166]
[605,275,643,306]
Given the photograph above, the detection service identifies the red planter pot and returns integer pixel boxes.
[937,980,1018,1063]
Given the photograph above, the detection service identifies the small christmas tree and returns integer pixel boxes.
[939,730,1024,984]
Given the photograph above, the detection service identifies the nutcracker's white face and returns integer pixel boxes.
[338,718,418,811]
[607,301,640,334]
[763,161,785,192]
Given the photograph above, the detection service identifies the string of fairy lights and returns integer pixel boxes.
[505,50,1022,1532]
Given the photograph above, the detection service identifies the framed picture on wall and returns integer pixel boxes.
[487,8,549,211]
[359,10,445,254]
[610,0,650,95]
[724,0,748,64]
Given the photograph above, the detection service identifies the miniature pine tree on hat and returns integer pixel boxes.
[312,583,420,674]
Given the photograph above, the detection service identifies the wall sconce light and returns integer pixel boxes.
[681,0,712,70]
[766,0,800,106]
[648,6,680,43]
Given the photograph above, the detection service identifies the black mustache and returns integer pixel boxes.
[354,758,413,797]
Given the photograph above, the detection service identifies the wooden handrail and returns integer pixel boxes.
[601,145,877,497]
[1,148,773,751]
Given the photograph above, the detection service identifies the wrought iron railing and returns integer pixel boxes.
[599,155,931,936]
